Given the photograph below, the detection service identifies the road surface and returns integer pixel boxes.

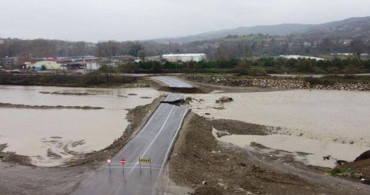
[163,93,185,102]
[152,76,193,88]
[73,97,189,195]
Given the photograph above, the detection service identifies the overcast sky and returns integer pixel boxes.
[0,0,369,42]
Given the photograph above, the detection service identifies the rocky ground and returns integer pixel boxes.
[169,113,370,195]
[184,75,370,91]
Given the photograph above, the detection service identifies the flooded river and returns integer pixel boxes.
[0,85,160,166]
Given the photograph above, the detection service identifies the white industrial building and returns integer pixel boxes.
[280,55,324,61]
[162,53,207,62]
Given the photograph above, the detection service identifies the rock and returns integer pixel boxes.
[47,148,62,159]
[354,150,370,162]
[216,131,230,138]
[185,97,193,101]
[361,178,370,185]
[353,172,362,179]
[336,160,348,165]
[323,155,331,160]
[238,162,247,167]
[215,96,233,104]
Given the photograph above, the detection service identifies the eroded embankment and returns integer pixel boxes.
[169,113,368,194]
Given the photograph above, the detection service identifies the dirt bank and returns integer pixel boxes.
[184,75,370,91]
[169,113,369,194]
[0,144,32,166]
[40,91,92,95]
[0,73,149,88]
[212,119,268,136]
[0,102,103,110]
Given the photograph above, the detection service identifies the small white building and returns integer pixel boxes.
[27,61,62,70]
[162,53,207,62]
[330,53,353,56]
[280,55,324,61]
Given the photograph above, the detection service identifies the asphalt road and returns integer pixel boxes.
[163,93,185,102]
[152,76,193,88]
[73,99,189,195]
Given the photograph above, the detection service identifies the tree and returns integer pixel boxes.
[128,42,143,57]
[138,50,146,61]
[350,38,366,60]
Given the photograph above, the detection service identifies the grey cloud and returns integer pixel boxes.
[0,0,369,42]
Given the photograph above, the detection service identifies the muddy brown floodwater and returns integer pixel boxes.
[0,85,161,166]
[188,89,370,168]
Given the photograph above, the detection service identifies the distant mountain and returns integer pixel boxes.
[156,16,370,43]
[302,16,370,39]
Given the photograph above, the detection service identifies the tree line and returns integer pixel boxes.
[99,58,370,75]
[1,34,369,61]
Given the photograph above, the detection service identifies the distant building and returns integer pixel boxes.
[58,56,101,70]
[0,57,19,67]
[280,55,324,61]
[27,61,62,70]
[0,40,4,45]
[145,56,161,62]
[303,42,311,48]
[162,53,207,62]
[330,53,353,56]
[62,62,87,70]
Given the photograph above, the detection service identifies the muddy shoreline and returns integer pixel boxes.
[0,73,149,88]
[169,113,370,194]
[0,102,104,110]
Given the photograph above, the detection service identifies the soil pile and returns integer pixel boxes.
[212,119,268,136]
[355,150,370,162]
[335,150,370,180]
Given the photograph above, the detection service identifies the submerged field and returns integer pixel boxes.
[0,85,161,166]
[188,90,370,167]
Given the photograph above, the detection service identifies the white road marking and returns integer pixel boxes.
[127,105,175,175]
[158,108,189,177]
[113,105,176,195]
[114,103,169,157]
